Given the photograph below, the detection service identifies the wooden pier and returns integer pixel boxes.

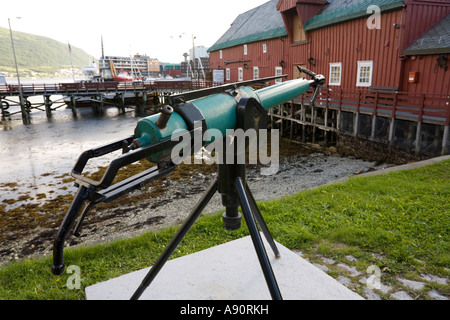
[0,80,221,124]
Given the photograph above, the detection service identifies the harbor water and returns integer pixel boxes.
[0,78,154,210]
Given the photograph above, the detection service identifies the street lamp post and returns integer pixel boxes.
[191,34,196,80]
[179,33,197,79]
[8,17,30,125]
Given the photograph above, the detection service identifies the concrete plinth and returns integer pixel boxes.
[85,236,363,300]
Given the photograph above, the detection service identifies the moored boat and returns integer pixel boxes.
[114,71,133,82]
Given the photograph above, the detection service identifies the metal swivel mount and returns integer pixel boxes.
[131,96,283,300]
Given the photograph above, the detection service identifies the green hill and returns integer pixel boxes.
[0,26,93,75]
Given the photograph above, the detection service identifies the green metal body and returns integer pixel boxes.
[134,78,311,148]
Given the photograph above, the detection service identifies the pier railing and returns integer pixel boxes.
[0,80,226,96]
[295,87,450,126]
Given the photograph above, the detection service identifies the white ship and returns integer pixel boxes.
[82,63,101,81]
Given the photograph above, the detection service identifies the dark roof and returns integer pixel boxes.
[208,0,409,52]
[208,0,286,52]
[304,0,404,31]
[404,14,450,55]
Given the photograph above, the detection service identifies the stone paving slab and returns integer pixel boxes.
[86,236,364,300]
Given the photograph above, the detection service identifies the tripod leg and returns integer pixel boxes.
[235,177,282,300]
[244,182,280,258]
[52,185,90,276]
[131,177,219,300]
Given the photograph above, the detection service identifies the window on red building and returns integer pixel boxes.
[275,66,283,83]
[238,67,243,81]
[356,61,373,87]
[253,66,259,80]
[293,14,307,43]
[329,63,342,86]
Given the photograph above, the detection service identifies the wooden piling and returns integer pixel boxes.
[44,95,53,118]
[389,119,395,143]
[20,96,30,125]
[353,112,359,136]
[70,95,77,116]
[443,126,449,155]
[415,122,422,154]
[0,97,9,119]
[142,91,148,103]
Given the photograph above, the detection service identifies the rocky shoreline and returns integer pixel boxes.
[0,150,382,266]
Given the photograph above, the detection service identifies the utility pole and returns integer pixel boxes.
[8,17,30,125]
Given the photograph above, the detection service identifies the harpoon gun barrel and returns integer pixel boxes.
[129,77,314,162]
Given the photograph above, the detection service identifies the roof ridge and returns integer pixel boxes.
[304,0,404,31]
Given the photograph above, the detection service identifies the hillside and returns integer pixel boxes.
[0,26,94,76]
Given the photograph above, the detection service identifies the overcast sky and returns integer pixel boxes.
[0,0,268,63]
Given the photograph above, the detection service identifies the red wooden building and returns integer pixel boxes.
[208,0,450,157]
[209,0,449,94]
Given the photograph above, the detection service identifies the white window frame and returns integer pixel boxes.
[253,66,259,80]
[220,50,223,59]
[329,62,342,86]
[226,68,230,81]
[244,44,248,55]
[262,43,267,54]
[356,61,373,87]
[275,66,283,83]
[238,67,243,81]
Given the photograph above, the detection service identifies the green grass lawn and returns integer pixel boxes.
[1,159,449,300]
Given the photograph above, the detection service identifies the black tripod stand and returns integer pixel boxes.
[131,97,283,300]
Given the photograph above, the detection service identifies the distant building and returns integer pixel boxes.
[164,63,182,77]
[179,46,211,80]
[99,54,160,79]
[147,58,161,75]
[181,57,210,79]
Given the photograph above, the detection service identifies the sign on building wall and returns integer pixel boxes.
[213,69,225,83]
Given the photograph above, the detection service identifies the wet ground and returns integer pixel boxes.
[0,101,153,210]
